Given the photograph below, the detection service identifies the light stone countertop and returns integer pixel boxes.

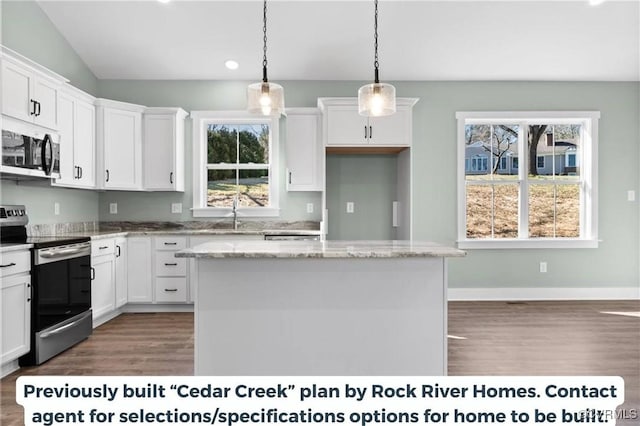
[176,240,466,259]
[0,243,33,253]
[56,229,322,240]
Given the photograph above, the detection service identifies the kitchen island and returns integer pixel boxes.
[176,240,465,376]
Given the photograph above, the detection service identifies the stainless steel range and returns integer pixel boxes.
[0,205,93,365]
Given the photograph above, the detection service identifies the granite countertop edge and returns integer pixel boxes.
[0,243,34,253]
[61,229,322,240]
[175,241,466,259]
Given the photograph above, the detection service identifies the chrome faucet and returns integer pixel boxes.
[231,195,239,231]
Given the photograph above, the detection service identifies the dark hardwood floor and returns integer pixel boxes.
[2,301,638,425]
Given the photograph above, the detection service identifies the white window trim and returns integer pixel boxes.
[456,111,599,249]
[190,111,280,218]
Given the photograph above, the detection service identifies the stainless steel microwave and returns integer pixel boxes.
[1,119,59,177]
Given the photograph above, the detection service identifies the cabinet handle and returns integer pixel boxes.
[99,246,108,250]
[79,166,83,179]
[116,245,121,257]
[170,172,173,184]
[364,125,368,139]
[105,169,110,182]
[90,267,95,280]
[369,125,372,139]
[30,99,36,116]
[164,242,177,246]
[74,166,78,179]
[0,262,16,268]
[288,171,292,184]
[164,288,178,292]
[36,101,41,117]
[164,262,178,266]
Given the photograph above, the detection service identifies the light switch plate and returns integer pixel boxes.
[54,202,60,215]
[539,262,547,273]
[306,203,314,214]
[109,203,118,214]
[346,202,355,213]
[171,203,183,214]
[628,190,636,202]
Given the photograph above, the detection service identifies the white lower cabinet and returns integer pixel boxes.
[154,236,188,303]
[115,237,127,308]
[1,268,31,368]
[126,237,153,303]
[91,239,116,324]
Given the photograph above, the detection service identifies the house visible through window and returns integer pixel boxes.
[457,111,599,249]
[190,112,280,217]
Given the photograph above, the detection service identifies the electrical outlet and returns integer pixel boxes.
[346,202,355,213]
[171,203,183,214]
[628,190,636,202]
[54,202,60,215]
[306,203,314,214]
[539,262,547,273]
[109,203,118,214]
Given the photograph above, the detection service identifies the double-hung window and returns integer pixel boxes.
[191,112,280,217]
[457,111,599,249]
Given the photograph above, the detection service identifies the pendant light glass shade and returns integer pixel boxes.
[248,81,284,116]
[247,0,284,116]
[358,82,396,117]
[358,0,396,117]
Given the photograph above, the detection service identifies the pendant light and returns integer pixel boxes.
[358,0,396,117]
[247,0,284,116]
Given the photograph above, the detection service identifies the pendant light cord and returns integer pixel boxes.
[373,0,380,83]
[262,0,268,82]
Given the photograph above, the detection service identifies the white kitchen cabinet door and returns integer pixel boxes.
[91,255,116,321]
[143,108,187,192]
[1,274,31,364]
[74,100,96,187]
[32,77,59,130]
[285,109,322,191]
[96,99,144,191]
[1,60,33,124]
[114,238,128,308]
[368,107,413,146]
[127,237,153,303]
[325,105,367,146]
[55,93,76,186]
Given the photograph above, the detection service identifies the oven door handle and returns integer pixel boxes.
[40,246,89,258]
[40,314,88,338]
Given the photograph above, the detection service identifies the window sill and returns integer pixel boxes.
[457,238,599,249]
[191,207,280,218]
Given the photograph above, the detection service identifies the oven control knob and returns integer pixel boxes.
[18,210,24,216]
[7,210,13,216]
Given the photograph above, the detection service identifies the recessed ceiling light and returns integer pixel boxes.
[589,0,606,5]
[225,60,239,70]
[158,0,171,4]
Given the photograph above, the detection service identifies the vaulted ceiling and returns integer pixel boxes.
[37,0,640,81]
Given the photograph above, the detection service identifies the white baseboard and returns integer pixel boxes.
[448,286,640,301]
[122,304,194,313]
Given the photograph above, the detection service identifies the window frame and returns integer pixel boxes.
[456,111,599,249]
[190,111,280,218]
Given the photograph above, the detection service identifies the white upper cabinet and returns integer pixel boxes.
[318,97,418,147]
[95,98,145,190]
[285,108,323,192]
[1,47,66,131]
[143,108,187,192]
[54,85,96,189]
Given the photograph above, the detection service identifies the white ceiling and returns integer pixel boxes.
[37,0,640,81]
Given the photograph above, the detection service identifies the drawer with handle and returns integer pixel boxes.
[155,237,187,251]
[155,252,186,276]
[0,250,30,277]
[155,277,187,303]
[91,239,115,256]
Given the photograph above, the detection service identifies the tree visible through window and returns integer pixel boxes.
[457,112,599,248]
[206,124,270,208]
